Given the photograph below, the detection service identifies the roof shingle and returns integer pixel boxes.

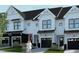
[22,9,44,20]
[57,7,72,19]
[49,7,62,16]
[10,6,74,20]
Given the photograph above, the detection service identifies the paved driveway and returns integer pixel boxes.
[64,50,79,53]
[31,48,48,53]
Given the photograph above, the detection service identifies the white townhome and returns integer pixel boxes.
[2,5,79,50]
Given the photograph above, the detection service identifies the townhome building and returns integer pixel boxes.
[2,5,79,50]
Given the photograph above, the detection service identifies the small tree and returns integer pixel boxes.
[0,13,8,39]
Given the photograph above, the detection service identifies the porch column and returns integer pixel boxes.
[28,34,30,41]
[8,33,12,47]
[57,36,60,49]
[66,39,68,50]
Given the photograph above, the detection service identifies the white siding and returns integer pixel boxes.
[7,6,24,20]
[22,20,39,43]
[64,33,79,44]
[23,20,38,34]
[39,33,55,43]
[64,6,79,30]
[55,19,64,35]
[38,9,55,30]
[6,20,24,31]
[6,6,24,31]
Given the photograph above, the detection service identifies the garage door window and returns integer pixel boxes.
[68,38,75,41]
[68,38,79,41]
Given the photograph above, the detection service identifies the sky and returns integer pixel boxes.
[0,5,71,12]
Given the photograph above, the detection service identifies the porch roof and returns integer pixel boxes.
[64,30,79,33]
[37,30,55,33]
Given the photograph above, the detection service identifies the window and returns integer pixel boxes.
[42,20,51,29]
[2,37,9,46]
[59,23,62,26]
[14,21,21,30]
[69,18,79,29]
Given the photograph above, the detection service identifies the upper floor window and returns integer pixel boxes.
[59,22,62,26]
[69,18,79,29]
[14,21,21,30]
[42,20,51,29]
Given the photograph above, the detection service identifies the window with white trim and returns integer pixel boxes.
[69,18,79,29]
[14,21,21,30]
[42,20,51,29]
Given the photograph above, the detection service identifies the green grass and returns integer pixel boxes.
[3,46,23,52]
[45,44,64,53]
[45,49,64,53]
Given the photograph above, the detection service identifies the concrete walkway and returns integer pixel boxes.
[31,48,49,53]
[64,50,79,53]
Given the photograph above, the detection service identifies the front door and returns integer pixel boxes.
[57,35,64,48]
[59,37,64,46]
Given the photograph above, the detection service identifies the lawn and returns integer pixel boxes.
[45,44,64,53]
[3,46,24,52]
[45,49,64,53]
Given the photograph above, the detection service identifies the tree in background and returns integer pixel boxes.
[0,13,8,39]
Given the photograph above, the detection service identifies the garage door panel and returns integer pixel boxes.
[68,41,79,49]
[41,38,52,48]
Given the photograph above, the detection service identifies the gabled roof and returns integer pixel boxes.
[12,6,24,18]
[22,7,62,20]
[22,9,44,20]
[57,7,72,19]
[7,6,78,20]
[49,7,62,16]
[6,6,24,18]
